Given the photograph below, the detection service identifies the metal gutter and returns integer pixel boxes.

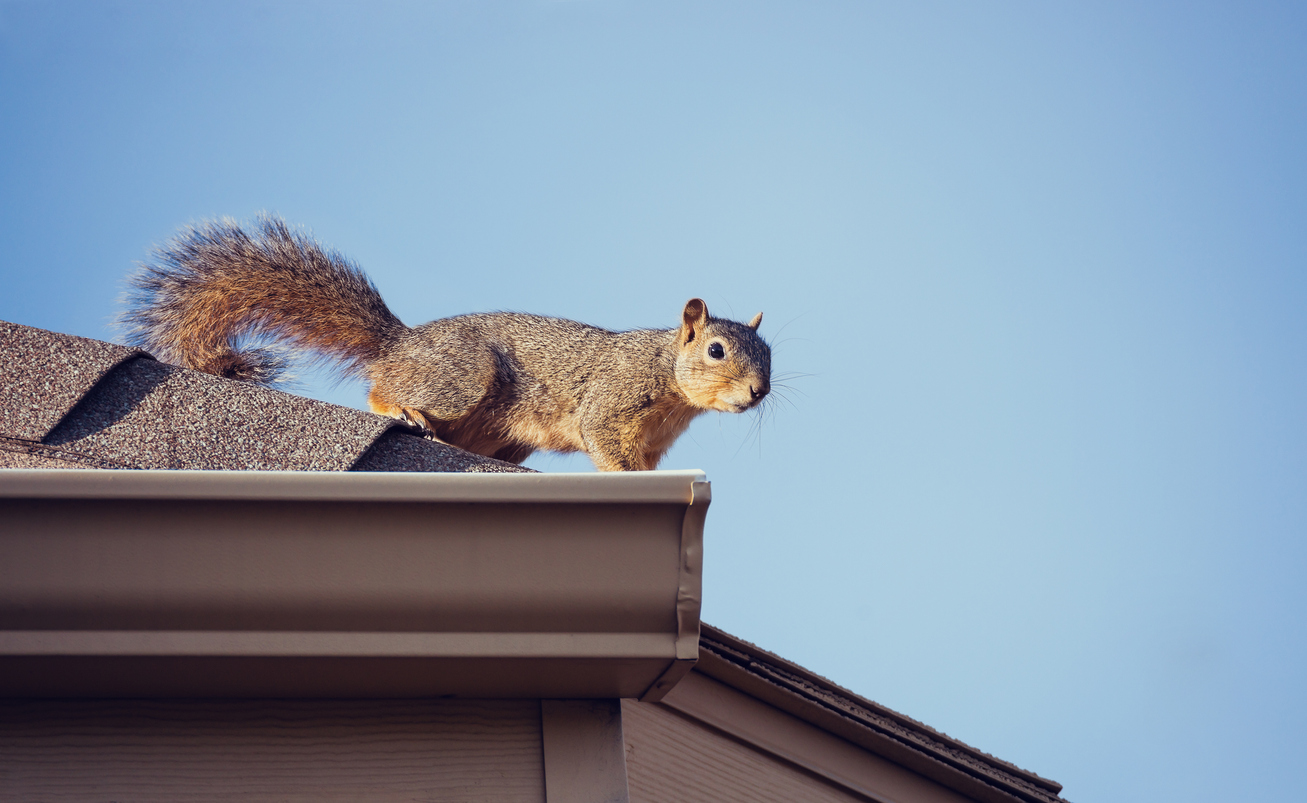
[640,477,708,702]
[0,469,708,701]
[0,468,708,502]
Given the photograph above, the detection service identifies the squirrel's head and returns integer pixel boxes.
[673,298,771,413]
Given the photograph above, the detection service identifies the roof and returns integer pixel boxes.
[2,318,1065,801]
[0,320,527,473]
[693,625,1066,803]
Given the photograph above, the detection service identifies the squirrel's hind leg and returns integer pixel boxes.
[367,390,452,445]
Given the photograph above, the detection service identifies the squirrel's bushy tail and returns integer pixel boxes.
[121,215,405,385]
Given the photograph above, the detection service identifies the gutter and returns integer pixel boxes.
[0,469,708,701]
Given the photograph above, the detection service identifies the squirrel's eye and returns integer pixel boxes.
[708,342,725,360]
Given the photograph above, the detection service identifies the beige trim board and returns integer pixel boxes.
[542,700,630,803]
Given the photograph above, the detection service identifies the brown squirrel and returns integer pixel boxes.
[121,215,771,471]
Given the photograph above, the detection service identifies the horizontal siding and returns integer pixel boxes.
[622,699,870,803]
[0,698,544,802]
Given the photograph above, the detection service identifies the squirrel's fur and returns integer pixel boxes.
[122,215,772,471]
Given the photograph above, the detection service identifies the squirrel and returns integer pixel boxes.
[120,215,771,471]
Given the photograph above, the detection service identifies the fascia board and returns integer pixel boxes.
[0,469,707,700]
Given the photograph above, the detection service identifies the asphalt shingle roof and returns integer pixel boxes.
[0,320,529,473]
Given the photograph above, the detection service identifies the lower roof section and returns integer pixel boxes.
[0,469,709,701]
[691,626,1066,803]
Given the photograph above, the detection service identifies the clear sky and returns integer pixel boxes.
[3,2,1305,800]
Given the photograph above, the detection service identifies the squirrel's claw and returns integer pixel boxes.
[398,407,451,445]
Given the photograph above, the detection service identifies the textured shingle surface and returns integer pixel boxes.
[0,320,529,473]
[0,320,144,441]
[352,429,533,472]
[41,357,391,471]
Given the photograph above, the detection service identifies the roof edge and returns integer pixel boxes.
[0,468,708,503]
[0,471,708,699]
[695,624,1064,803]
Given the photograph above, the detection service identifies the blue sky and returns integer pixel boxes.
[3,2,1305,800]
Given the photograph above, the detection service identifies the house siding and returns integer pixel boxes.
[0,698,546,802]
[622,697,871,803]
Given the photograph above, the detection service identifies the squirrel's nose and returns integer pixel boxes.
[749,384,767,401]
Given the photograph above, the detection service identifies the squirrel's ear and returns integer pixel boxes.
[680,298,709,345]
[747,312,763,330]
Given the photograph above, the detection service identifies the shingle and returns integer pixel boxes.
[0,444,93,469]
[42,357,393,471]
[0,321,144,441]
[351,429,530,473]
[1,320,531,474]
